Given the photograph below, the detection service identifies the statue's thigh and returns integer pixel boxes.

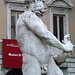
[22,54,41,75]
[47,57,63,75]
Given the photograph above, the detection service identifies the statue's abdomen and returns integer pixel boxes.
[16,23,51,64]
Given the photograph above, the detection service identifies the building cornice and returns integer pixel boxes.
[47,0,73,8]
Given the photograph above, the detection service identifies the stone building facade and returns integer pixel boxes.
[0,0,75,75]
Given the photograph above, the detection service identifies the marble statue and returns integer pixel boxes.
[16,0,73,75]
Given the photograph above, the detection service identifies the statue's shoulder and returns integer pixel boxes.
[23,11,37,19]
[23,11,34,16]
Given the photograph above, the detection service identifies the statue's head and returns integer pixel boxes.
[25,0,46,17]
[25,0,45,3]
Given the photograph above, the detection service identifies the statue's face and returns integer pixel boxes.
[29,1,46,17]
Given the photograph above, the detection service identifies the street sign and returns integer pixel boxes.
[3,39,22,68]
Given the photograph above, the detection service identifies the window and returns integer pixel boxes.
[48,1,70,54]
[11,11,23,39]
[47,0,73,43]
[53,15,65,42]
[7,3,26,39]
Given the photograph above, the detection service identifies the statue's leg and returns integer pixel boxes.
[22,54,41,75]
[47,57,63,75]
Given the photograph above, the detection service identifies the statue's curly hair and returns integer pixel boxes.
[24,0,45,4]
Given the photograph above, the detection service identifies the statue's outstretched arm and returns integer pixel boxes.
[24,11,73,52]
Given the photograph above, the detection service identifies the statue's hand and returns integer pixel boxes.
[64,41,73,52]
[63,34,73,52]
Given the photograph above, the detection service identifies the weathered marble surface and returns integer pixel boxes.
[16,0,73,75]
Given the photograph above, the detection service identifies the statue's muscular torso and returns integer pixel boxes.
[16,11,51,64]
